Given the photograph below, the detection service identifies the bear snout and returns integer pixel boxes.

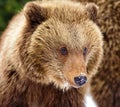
[74,75,87,87]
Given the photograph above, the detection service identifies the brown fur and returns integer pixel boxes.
[73,0,120,107]
[0,1,103,107]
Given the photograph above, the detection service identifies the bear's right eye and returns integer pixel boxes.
[83,47,88,56]
[60,47,68,55]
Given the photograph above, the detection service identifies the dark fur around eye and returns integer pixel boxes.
[60,47,68,55]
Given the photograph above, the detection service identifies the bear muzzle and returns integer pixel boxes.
[74,75,87,87]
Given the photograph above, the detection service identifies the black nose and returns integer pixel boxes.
[74,76,87,87]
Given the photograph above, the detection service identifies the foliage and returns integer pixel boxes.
[0,0,30,35]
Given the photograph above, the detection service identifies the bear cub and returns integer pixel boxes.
[0,0,103,107]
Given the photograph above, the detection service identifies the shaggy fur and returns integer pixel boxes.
[74,0,120,107]
[0,1,103,107]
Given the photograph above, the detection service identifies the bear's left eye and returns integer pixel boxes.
[60,47,68,55]
[83,47,87,56]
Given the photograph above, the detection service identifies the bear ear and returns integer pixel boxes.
[23,2,47,26]
[86,3,99,22]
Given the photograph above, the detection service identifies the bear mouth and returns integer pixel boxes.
[62,76,87,90]
[60,79,87,91]
[54,71,87,90]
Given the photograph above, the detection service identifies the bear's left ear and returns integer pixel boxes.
[86,3,99,22]
[23,2,48,27]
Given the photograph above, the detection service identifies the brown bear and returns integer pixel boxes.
[73,0,120,107]
[0,0,103,107]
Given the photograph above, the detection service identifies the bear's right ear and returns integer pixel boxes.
[85,3,99,22]
[23,2,47,26]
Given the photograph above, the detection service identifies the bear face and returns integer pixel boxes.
[0,1,104,106]
[15,1,103,90]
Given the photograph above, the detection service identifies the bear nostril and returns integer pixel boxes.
[74,76,87,87]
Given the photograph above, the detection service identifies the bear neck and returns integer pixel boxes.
[26,81,85,107]
[0,78,85,107]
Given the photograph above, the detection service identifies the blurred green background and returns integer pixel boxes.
[0,0,30,35]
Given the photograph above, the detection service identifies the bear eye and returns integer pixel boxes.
[83,47,87,56]
[60,47,68,55]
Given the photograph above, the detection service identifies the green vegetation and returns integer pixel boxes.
[0,0,30,35]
